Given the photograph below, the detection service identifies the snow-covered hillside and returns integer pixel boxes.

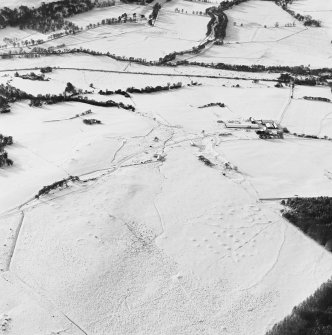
[0,1,332,334]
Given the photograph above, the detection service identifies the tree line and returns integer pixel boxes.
[99,82,183,96]
[273,0,321,27]
[0,82,135,112]
[35,176,80,198]
[269,197,332,334]
[177,61,332,82]
[281,197,332,248]
[1,47,331,84]
[267,278,332,335]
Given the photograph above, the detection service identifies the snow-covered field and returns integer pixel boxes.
[44,10,209,60]
[5,141,332,335]
[67,4,145,28]
[1,1,332,334]
[289,0,332,35]
[1,68,332,334]
[192,0,332,68]
[164,0,215,14]
[0,28,45,46]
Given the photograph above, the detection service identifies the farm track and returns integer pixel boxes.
[317,111,332,137]
[0,65,278,82]
[225,27,308,45]
[278,85,293,124]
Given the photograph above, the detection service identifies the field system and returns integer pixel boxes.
[0,0,332,334]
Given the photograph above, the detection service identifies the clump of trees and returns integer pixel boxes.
[0,150,13,167]
[267,279,332,335]
[0,84,27,103]
[277,73,317,86]
[0,134,14,168]
[295,78,316,86]
[35,175,80,198]
[29,99,43,107]
[14,71,49,81]
[148,3,161,25]
[89,12,141,29]
[83,118,101,125]
[174,61,332,82]
[0,96,10,113]
[40,66,53,74]
[303,96,331,103]
[198,155,214,167]
[64,82,77,96]
[281,197,332,248]
[0,134,13,147]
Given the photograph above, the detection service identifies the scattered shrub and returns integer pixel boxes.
[83,118,101,125]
